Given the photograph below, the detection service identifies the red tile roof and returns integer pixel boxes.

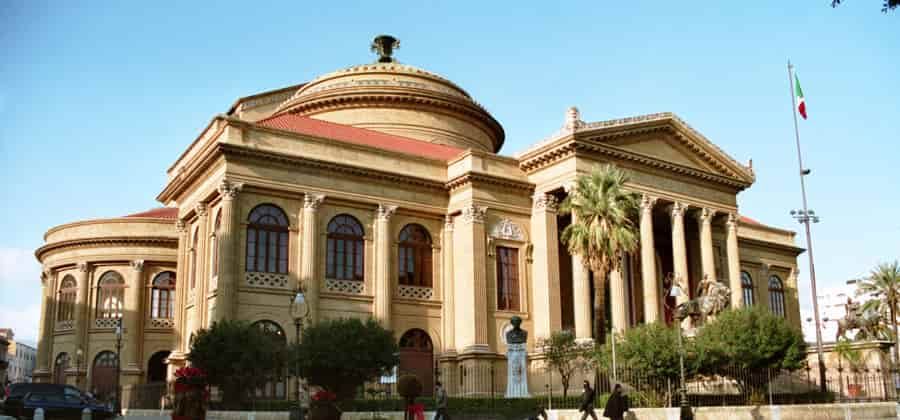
[124,207,179,219]
[739,215,761,225]
[256,113,465,161]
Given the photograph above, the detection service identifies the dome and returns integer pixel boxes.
[274,37,505,153]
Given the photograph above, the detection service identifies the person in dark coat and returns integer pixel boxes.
[578,380,598,420]
[602,384,630,420]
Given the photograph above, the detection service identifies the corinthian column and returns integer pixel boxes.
[441,216,456,353]
[300,193,325,323]
[172,220,189,355]
[212,181,242,322]
[530,193,561,341]
[572,253,592,342]
[125,260,145,371]
[34,270,54,380]
[726,213,743,308]
[610,264,628,332]
[671,202,688,305]
[455,203,489,353]
[374,204,397,327]
[74,263,90,360]
[698,208,717,283]
[192,203,209,331]
[639,195,659,323]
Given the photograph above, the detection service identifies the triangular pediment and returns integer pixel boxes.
[575,113,755,185]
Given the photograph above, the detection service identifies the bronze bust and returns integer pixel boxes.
[505,316,528,344]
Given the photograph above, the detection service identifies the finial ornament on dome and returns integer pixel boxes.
[564,106,584,131]
[371,35,400,63]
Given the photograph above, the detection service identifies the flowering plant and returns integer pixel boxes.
[311,390,337,402]
[173,367,208,391]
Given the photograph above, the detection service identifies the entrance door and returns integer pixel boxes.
[399,329,434,396]
[90,351,118,402]
[146,351,170,383]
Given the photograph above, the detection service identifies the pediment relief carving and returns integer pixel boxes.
[490,218,525,242]
[604,132,719,174]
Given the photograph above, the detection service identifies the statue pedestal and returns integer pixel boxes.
[505,342,529,398]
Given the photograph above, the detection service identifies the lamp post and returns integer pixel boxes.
[75,348,84,391]
[114,318,123,416]
[669,284,692,420]
[791,208,826,393]
[291,286,310,420]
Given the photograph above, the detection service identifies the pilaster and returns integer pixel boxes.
[300,193,325,323]
[374,204,397,327]
[192,203,209,331]
[212,180,242,322]
[125,260,144,372]
[441,216,456,353]
[172,220,189,356]
[455,203,489,353]
[530,193,561,341]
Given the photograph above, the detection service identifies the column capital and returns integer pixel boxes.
[696,208,717,223]
[175,219,188,233]
[640,194,658,211]
[303,193,326,210]
[376,204,398,221]
[726,213,739,229]
[444,215,454,230]
[40,270,51,287]
[195,203,208,218]
[131,259,145,272]
[670,201,687,218]
[77,262,89,273]
[460,203,487,224]
[217,180,243,200]
[532,193,559,212]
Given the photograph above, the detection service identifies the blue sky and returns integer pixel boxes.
[1,1,897,345]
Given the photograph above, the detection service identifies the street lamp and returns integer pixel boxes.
[75,348,84,391]
[791,208,826,393]
[114,318,124,416]
[669,284,692,420]
[291,286,310,420]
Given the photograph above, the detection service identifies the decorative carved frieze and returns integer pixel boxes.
[376,204,398,221]
[303,193,326,210]
[398,284,434,300]
[491,218,525,242]
[245,272,290,289]
[217,180,243,199]
[532,194,558,212]
[461,203,487,224]
[324,278,365,295]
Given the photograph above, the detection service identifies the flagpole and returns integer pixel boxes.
[787,60,826,393]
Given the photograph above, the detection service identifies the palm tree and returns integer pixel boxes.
[857,260,900,368]
[560,164,640,340]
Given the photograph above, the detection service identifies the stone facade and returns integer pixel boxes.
[34,38,804,398]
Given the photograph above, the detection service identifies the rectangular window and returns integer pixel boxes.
[496,246,520,311]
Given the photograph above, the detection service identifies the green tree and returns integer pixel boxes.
[831,0,899,13]
[188,320,287,408]
[693,307,806,394]
[290,318,398,400]
[560,164,640,340]
[538,330,593,398]
[857,261,900,368]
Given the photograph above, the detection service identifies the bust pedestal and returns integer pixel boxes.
[505,342,529,398]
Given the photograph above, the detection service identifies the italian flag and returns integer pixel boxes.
[795,74,807,119]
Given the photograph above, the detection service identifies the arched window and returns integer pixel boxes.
[741,271,754,306]
[146,351,171,383]
[769,275,786,317]
[246,204,289,274]
[190,228,199,290]
[326,215,365,281]
[57,276,77,322]
[150,271,176,319]
[211,210,222,277]
[398,224,432,287]
[54,352,70,384]
[91,351,118,400]
[251,320,287,399]
[96,271,124,319]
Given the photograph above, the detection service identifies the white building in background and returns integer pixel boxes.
[0,329,37,383]
[802,278,879,344]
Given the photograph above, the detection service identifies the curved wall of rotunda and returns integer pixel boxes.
[33,209,178,396]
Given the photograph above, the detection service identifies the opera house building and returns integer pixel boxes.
[33,36,803,399]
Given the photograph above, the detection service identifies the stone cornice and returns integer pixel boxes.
[43,218,176,242]
[36,236,179,261]
[219,143,447,192]
[446,172,535,193]
[736,236,805,256]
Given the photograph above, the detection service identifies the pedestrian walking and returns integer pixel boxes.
[602,384,629,420]
[434,381,449,420]
[578,380,598,420]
